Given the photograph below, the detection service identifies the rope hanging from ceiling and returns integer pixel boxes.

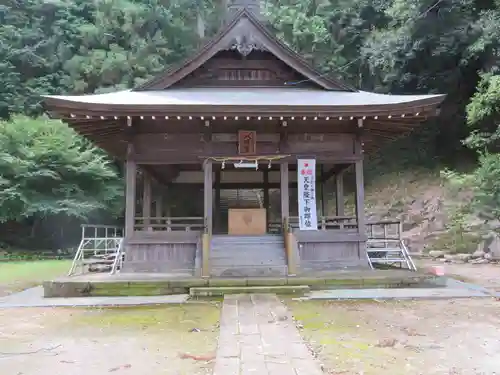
[204,154,290,162]
[203,154,291,170]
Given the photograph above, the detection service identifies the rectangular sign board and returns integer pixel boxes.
[238,130,257,155]
[297,159,318,231]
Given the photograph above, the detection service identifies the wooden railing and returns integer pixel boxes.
[81,224,123,240]
[271,217,402,237]
[289,216,358,230]
[268,220,282,234]
[134,217,204,232]
[366,220,402,240]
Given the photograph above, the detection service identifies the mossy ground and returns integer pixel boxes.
[287,300,401,374]
[0,303,221,375]
[286,298,500,375]
[68,302,221,332]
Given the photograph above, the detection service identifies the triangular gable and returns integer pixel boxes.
[134,9,355,92]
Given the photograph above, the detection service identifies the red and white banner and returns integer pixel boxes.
[297,159,318,231]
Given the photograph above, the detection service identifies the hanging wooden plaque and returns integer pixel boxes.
[238,130,257,155]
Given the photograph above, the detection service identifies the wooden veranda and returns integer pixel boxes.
[42,1,444,278]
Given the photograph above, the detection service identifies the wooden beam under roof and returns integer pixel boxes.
[321,163,352,183]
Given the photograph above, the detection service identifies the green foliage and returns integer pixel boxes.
[466,74,500,130]
[0,116,123,223]
[445,152,500,221]
[0,0,202,116]
[445,71,500,221]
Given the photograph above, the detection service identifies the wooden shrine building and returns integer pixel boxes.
[43,1,445,277]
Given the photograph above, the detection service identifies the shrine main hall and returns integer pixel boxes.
[43,1,445,278]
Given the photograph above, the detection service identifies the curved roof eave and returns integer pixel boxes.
[42,89,446,117]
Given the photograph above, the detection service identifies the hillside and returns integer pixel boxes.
[363,168,485,256]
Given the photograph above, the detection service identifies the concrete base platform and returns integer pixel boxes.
[0,287,188,308]
[43,270,439,298]
[190,285,310,297]
[304,287,490,300]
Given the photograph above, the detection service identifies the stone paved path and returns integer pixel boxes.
[306,286,491,300]
[214,293,323,375]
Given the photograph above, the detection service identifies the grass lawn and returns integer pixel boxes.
[0,259,71,296]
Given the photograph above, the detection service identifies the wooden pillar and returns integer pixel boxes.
[214,168,221,234]
[202,159,213,278]
[319,164,325,217]
[280,162,289,222]
[204,160,213,234]
[142,170,152,231]
[354,160,365,234]
[354,123,365,237]
[155,189,163,229]
[335,170,345,216]
[281,161,296,275]
[263,169,269,231]
[125,144,137,238]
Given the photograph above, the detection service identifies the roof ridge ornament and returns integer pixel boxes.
[227,0,263,22]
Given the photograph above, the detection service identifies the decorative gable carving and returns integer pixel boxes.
[174,53,307,87]
[229,34,266,56]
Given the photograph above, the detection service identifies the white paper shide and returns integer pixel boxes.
[297,159,318,231]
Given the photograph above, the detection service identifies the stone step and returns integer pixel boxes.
[88,264,112,273]
[210,262,286,268]
[366,248,404,252]
[211,248,285,253]
[210,254,285,259]
[208,233,288,278]
[210,266,288,277]
[211,238,283,245]
[210,253,286,262]
[211,244,284,250]
[189,285,310,297]
[83,259,115,265]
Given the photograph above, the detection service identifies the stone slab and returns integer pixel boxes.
[304,287,491,300]
[0,286,188,308]
[190,285,310,297]
[214,293,323,375]
[44,270,436,297]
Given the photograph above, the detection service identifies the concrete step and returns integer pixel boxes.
[211,248,285,254]
[210,254,285,259]
[189,285,310,297]
[211,243,284,249]
[208,234,288,277]
[211,237,283,244]
[82,259,115,265]
[210,265,288,277]
[366,248,404,252]
[210,261,286,268]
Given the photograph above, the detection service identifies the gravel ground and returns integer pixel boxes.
[288,262,500,375]
[0,303,220,375]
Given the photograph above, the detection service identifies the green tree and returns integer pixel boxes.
[444,73,500,220]
[0,116,123,223]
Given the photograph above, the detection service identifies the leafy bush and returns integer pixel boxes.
[0,116,123,249]
[443,74,500,222]
[0,116,123,222]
